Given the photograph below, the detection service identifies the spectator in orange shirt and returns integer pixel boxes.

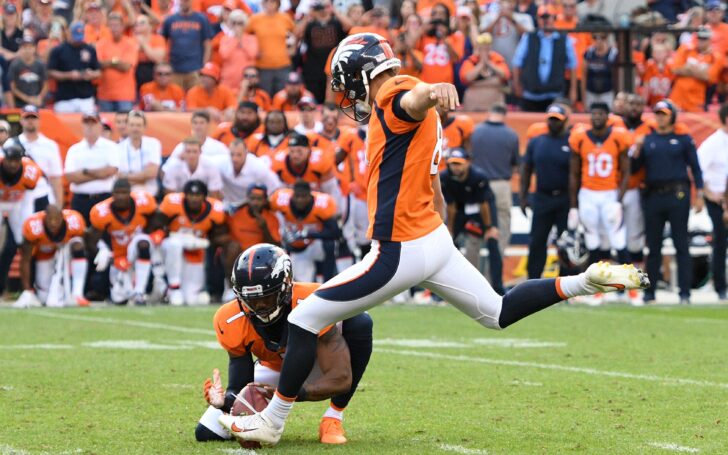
[96,12,138,112]
[219,10,258,94]
[186,61,237,120]
[705,1,728,57]
[139,62,185,111]
[237,66,271,111]
[641,43,674,107]
[670,27,725,112]
[246,0,295,96]
[416,0,455,20]
[83,2,111,45]
[271,72,314,112]
[417,5,465,84]
[459,33,510,111]
[134,14,167,92]
[392,17,424,78]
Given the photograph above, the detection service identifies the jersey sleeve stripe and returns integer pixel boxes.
[392,91,418,123]
[314,242,399,302]
[372,105,418,240]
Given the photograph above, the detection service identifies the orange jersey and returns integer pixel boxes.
[337,128,368,200]
[139,81,186,111]
[159,192,225,263]
[214,282,328,367]
[270,147,336,187]
[670,44,724,112]
[641,59,674,106]
[247,133,289,159]
[211,122,264,146]
[226,204,281,250]
[271,88,316,112]
[90,191,157,258]
[417,33,465,84]
[240,88,272,112]
[439,114,475,171]
[269,187,336,250]
[569,127,632,191]
[22,210,86,261]
[0,158,40,202]
[186,84,237,111]
[367,75,443,242]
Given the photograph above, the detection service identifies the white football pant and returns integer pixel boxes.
[161,236,206,304]
[35,240,87,307]
[290,239,324,282]
[622,188,645,255]
[110,234,153,303]
[577,188,627,251]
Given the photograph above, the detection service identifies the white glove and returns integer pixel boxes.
[567,208,580,231]
[94,247,113,272]
[203,368,225,408]
[13,290,42,308]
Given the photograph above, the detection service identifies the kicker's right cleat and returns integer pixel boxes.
[584,262,650,294]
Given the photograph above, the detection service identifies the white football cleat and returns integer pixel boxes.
[218,412,283,446]
[12,290,42,308]
[584,262,649,294]
[194,291,211,306]
[168,289,184,306]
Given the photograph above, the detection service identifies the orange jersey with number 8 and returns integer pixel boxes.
[569,127,632,191]
[366,75,443,242]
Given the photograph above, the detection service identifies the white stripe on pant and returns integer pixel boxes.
[289,224,503,334]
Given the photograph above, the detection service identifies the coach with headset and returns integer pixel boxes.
[520,104,572,279]
[633,100,704,304]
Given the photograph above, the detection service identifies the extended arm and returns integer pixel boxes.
[399,82,459,121]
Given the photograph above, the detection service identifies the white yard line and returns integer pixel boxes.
[646,442,700,453]
[32,311,215,336]
[218,448,258,455]
[376,348,728,389]
[438,443,489,454]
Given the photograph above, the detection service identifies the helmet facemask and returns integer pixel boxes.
[332,65,372,122]
[233,279,292,325]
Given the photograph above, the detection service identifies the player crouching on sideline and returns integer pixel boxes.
[219,33,651,446]
[158,179,227,306]
[15,205,88,308]
[86,179,159,306]
[196,244,372,444]
[269,181,340,282]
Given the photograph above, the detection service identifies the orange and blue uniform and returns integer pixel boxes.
[569,126,632,191]
[0,158,40,202]
[270,147,337,188]
[159,192,225,263]
[22,210,86,260]
[89,191,157,259]
[366,75,443,241]
[226,204,281,250]
[269,187,337,250]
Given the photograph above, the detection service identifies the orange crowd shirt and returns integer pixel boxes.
[186,84,237,111]
[139,81,186,111]
[418,32,465,84]
[96,35,139,101]
[669,44,724,112]
[246,12,294,69]
[226,203,281,250]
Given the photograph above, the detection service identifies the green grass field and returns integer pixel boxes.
[1,302,727,455]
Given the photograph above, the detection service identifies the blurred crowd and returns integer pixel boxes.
[0,0,724,114]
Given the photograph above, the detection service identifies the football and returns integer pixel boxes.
[231,384,271,449]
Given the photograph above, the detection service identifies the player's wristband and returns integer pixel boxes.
[222,391,238,413]
[296,387,309,402]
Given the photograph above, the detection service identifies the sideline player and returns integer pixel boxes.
[86,179,158,305]
[196,244,372,445]
[269,181,340,282]
[220,33,649,445]
[158,180,227,306]
[568,103,632,266]
[16,205,88,307]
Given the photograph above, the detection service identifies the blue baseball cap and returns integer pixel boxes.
[446,147,471,164]
[70,21,85,42]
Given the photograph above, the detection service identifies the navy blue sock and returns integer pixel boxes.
[277,323,318,398]
[498,278,561,329]
[332,313,373,409]
[195,423,226,442]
